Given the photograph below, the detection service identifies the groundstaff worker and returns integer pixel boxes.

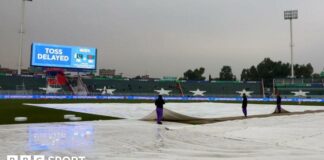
[242,93,248,117]
[276,93,282,113]
[155,95,165,124]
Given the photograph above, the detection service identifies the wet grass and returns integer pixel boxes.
[0,99,121,125]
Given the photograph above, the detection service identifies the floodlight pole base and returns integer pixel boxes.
[290,19,294,80]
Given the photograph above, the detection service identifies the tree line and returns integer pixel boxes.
[181,65,236,81]
[181,58,319,85]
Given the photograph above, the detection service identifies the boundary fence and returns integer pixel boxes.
[1,94,323,103]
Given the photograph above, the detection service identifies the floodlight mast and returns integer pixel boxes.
[284,10,298,80]
[18,0,32,75]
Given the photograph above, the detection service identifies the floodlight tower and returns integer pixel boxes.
[18,0,32,75]
[284,10,298,79]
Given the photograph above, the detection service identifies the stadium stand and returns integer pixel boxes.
[274,78,324,97]
[0,75,263,97]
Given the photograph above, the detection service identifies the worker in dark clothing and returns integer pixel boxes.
[242,93,248,117]
[155,95,165,124]
[276,93,282,113]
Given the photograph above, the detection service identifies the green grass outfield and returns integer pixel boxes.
[0,99,122,125]
[0,99,324,125]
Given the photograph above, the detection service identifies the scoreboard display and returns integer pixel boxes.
[31,43,97,70]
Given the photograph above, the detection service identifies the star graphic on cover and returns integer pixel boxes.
[236,89,254,97]
[291,90,309,97]
[190,89,206,96]
[39,85,61,94]
[97,86,116,95]
[154,88,172,95]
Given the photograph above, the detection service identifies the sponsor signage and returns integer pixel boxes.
[1,94,324,103]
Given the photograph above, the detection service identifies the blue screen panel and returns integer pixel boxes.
[31,43,97,70]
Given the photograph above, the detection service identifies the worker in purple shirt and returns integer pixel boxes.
[155,95,165,124]
[276,93,282,113]
[242,93,248,117]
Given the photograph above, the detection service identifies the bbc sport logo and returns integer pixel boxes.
[7,155,86,160]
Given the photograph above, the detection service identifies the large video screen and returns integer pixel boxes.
[31,43,97,70]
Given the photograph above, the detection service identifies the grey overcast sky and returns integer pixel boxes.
[0,0,324,78]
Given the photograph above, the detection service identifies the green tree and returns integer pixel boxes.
[256,58,276,80]
[240,57,314,86]
[250,66,259,80]
[219,66,235,80]
[294,63,313,78]
[241,65,259,81]
[241,69,249,81]
[183,67,206,81]
[208,74,212,82]
[272,61,290,78]
[312,73,321,79]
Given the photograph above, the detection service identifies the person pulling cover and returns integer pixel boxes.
[242,93,248,117]
[276,93,282,113]
[155,95,165,124]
